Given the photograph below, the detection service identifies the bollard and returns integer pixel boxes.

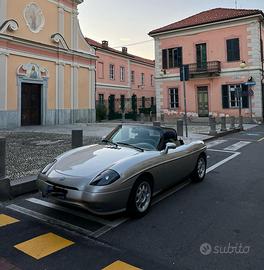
[72,130,83,149]
[220,116,227,131]
[177,119,184,137]
[122,112,125,122]
[209,116,217,136]
[140,113,145,124]
[238,116,244,130]
[161,113,165,123]
[149,111,153,122]
[230,116,235,130]
[0,137,11,201]
[153,121,161,127]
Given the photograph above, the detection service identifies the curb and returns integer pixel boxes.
[0,127,243,201]
[202,128,241,142]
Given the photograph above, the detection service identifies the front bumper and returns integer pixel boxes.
[36,176,131,215]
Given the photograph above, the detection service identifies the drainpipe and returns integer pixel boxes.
[259,20,264,120]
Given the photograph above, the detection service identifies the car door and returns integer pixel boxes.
[150,144,195,192]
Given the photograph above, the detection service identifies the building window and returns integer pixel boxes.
[151,75,154,86]
[131,71,135,83]
[120,66,125,81]
[222,84,249,109]
[98,94,104,105]
[141,73,145,85]
[162,47,183,69]
[98,62,104,78]
[169,88,179,109]
[109,64,115,80]
[226,38,240,62]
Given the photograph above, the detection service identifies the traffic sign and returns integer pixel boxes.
[248,89,254,96]
[243,82,256,86]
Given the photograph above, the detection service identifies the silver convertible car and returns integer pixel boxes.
[37,125,207,217]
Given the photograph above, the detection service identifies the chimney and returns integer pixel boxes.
[102,40,108,48]
[122,47,128,54]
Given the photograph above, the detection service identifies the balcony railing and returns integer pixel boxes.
[188,61,221,77]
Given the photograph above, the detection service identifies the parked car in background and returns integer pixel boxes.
[37,125,207,217]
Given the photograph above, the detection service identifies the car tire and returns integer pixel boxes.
[127,178,152,218]
[191,154,207,183]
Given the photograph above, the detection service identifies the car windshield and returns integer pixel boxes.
[109,125,162,150]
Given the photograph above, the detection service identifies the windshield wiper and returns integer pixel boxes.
[102,139,118,148]
[116,142,144,152]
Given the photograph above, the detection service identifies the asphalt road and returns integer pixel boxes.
[1,125,264,270]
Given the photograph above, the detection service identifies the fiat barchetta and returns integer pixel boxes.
[37,125,207,217]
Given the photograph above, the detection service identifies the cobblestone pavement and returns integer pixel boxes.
[0,131,99,181]
[0,122,257,181]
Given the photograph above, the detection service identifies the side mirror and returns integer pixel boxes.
[161,142,177,154]
[101,135,107,141]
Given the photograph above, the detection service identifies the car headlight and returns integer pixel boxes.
[90,169,120,186]
[41,160,57,174]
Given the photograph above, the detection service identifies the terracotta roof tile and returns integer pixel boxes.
[149,8,263,35]
[85,38,155,66]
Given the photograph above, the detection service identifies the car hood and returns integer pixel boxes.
[49,144,141,179]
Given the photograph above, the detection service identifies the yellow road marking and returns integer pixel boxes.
[258,136,264,142]
[0,214,19,227]
[102,260,141,270]
[14,232,74,260]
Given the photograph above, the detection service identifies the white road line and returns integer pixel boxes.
[206,152,240,173]
[152,180,192,205]
[224,141,251,151]
[26,198,114,226]
[207,148,238,154]
[6,204,93,236]
[92,217,128,238]
[206,140,227,149]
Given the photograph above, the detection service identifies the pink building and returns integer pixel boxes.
[86,38,155,120]
[149,8,264,122]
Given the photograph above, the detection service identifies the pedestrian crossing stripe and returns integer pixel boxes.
[14,232,74,260]
[0,214,19,227]
[224,141,251,151]
[102,260,141,270]
[206,140,227,149]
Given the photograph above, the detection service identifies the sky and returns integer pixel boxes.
[78,0,264,60]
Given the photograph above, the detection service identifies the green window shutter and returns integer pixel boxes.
[162,49,167,69]
[242,84,249,108]
[222,85,229,109]
[227,38,240,61]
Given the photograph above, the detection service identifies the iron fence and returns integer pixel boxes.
[96,96,156,121]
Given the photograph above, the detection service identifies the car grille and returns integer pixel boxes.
[46,181,79,191]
